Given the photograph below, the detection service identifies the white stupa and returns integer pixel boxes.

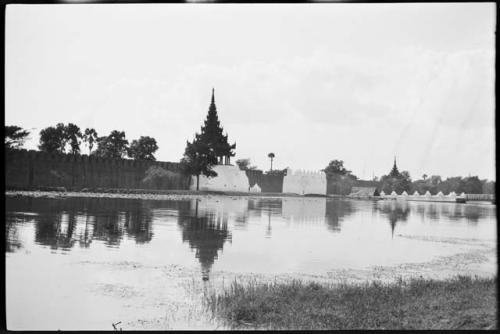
[249,184,261,193]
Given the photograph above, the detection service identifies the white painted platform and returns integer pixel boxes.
[190,165,251,192]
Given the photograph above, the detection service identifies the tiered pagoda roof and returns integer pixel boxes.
[194,89,236,162]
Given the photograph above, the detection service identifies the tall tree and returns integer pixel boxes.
[462,176,483,194]
[128,136,159,160]
[5,125,30,150]
[180,139,218,190]
[323,159,358,195]
[482,180,495,195]
[55,123,69,152]
[323,159,351,177]
[92,130,129,158]
[267,152,275,171]
[235,158,257,171]
[39,125,66,153]
[65,123,82,155]
[83,128,98,155]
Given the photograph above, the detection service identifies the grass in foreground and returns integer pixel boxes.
[204,276,497,330]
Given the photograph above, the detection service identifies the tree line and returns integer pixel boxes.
[5,124,159,161]
[324,159,495,195]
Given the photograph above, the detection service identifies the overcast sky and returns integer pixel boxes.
[5,3,496,180]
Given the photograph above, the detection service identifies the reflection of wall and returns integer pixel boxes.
[282,197,326,223]
[413,202,487,223]
[193,196,249,218]
[248,198,283,215]
[190,165,250,192]
[283,169,327,195]
[6,196,163,250]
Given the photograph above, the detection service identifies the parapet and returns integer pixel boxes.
[7,149,181,171]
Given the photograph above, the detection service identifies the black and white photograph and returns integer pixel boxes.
[4,1,496,330]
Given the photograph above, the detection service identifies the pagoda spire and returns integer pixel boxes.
[196,88,236,164]
[389,155,400,177]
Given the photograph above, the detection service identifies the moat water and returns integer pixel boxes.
[5,195,497,330]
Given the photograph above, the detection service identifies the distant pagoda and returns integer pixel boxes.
[194,89,236,165]
[389,156,401,178]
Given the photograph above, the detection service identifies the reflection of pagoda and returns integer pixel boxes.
[195,89,236,165]
[376,201,410,237]
[178,201,232,280]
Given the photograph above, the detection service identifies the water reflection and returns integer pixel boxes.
[411,201,487,224]
[6,195,496,331]
[324,199,356,232]
[375,201,410,237]
[5,197,165,251]
[5,196,496,281]
[5,214,24,252]
[374,200,494,237]
[178,200,231,281]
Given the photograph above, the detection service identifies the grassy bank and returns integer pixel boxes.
[205,276,497,330]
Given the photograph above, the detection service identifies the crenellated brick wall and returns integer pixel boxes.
[245,169,285,193]
[5,149,190,190]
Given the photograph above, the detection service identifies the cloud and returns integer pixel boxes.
[5,4,495,180]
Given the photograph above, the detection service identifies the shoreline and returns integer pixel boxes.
[4,189,333,201]
[5,190,495,206]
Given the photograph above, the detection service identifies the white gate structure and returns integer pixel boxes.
[282,168,327,195]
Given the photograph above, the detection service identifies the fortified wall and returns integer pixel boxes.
[245,170,285,193]
[190,165,250,192]
[282,168,327,195]
[6,149,335,195]
[5,149,190,191]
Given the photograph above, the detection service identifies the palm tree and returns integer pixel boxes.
[83,128,98,155]
[268,152,275,171]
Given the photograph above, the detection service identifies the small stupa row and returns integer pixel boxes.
[379,190,465,197]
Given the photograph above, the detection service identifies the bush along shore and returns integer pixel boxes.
[204,275,497,330]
